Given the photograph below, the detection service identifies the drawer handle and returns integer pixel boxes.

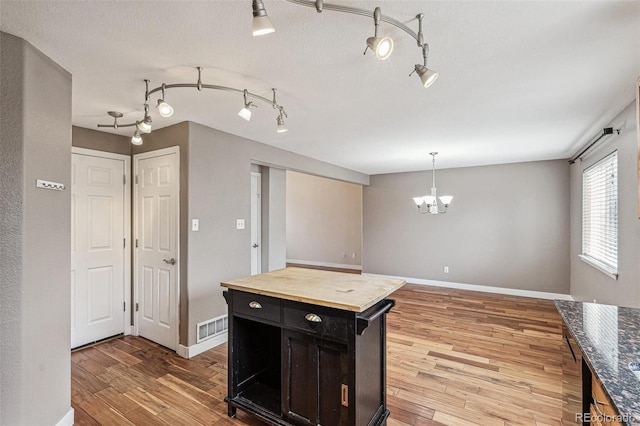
[341,384,348,407]
[249,301,262,309]
[305,313,322,323]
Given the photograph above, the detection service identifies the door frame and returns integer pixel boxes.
[132,146,180,350]
[71,147,132,337]
[251,171,262,275]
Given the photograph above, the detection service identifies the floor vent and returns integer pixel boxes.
[197,314,228,343]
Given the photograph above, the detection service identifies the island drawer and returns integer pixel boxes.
[283,301,349,341]
[233,291,281,323]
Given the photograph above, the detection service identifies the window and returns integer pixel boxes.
[581,151,618,278]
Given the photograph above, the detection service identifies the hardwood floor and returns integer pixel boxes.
[71,284,563,425]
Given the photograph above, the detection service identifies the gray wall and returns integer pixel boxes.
[262,167,287,272]
[286,171,363,267]
[363,160,571,294]
[1,32,72,425]
[72,126,131,155]
[186,122,367,345]
[570,101,640,307]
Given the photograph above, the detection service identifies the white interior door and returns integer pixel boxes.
[251,171,262,275]
[134,147,179,350]
[71,151,128,348]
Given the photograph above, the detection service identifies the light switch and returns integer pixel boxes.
[236,219,245,230]
[192,219,199,231]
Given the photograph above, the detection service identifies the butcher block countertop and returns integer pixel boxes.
[220,267,405,313]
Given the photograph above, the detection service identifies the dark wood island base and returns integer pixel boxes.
[221,268,405,426]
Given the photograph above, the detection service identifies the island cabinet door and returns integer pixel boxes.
[282,329,349,425]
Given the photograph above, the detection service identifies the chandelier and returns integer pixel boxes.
[413,152,453,215]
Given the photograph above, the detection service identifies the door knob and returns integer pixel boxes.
[252,243,259,248]
[163,258,176,265]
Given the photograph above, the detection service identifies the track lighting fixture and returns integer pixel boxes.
[272,89,288,133]
[255,1,438,88]
[137,103,152,133]
[238,89,256,121]
[364,7,393,60]
[131,130,143,146]
[276,113,288,133]
[252,0,275,36]
[410,43,439,88]
[156,84,174,118]
[97,68,289,143]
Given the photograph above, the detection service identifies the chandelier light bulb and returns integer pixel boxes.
[439,195,453,206]
[156,99,174,118]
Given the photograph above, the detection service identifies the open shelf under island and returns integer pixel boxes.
[221,267,405,426]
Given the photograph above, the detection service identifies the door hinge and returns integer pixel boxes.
[124,238,126,248]
[135,175,138,184]
[135,239,138,248]
[123,174,126,185]
[341,384,348,407]
[135,303,139,312]
[123,302,126,312]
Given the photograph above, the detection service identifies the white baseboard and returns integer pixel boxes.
[287,259,362,271]
[364,273,573,301]
[55,408,74,426]
[177,332,228,359]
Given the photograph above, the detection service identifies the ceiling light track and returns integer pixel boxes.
[286,0,420,43]
[257,0,437,87]
[97,67,288,145]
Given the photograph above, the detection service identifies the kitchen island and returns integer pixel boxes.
[221,267,405,426]
[556,300,640,425]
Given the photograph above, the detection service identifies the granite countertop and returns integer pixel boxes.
[555,300,640,425]
[220,267,405,312]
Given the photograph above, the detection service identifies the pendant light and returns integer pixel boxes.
[413,152,452,214]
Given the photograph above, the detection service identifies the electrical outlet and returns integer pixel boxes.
[192,219,199,231]
[351,253,356,259]
[236,219,245,230]
[444,266,449,273]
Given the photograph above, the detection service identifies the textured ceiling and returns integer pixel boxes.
[1,1,639,174]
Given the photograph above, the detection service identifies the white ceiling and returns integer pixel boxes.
[1,1,638,174]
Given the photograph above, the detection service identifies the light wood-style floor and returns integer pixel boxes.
[71,284,563,425]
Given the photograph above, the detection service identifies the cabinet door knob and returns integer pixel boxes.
[249,301,262,309]
[305,313,322,323]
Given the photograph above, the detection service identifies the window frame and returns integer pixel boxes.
[580,150,619,280]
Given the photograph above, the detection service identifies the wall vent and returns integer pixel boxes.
[196,314,228,343]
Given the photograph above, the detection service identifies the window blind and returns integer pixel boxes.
[582,151,618,275]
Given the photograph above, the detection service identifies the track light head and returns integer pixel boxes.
[252,0,275,36]
[137,115,152,133]
[366,36,394,60]
[364,7,393,60]
[414,64,439,88]
[276,113,288,133]
[238,103,253,121]
[131,130,143,145]
[156,98,174,117]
